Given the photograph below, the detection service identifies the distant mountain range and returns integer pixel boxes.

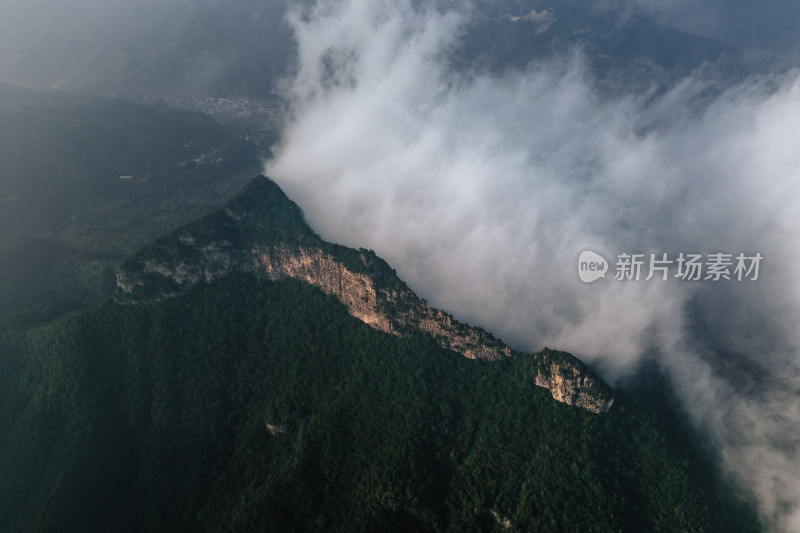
[0,0,777,99]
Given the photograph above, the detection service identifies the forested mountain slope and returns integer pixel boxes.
[0,275,757,532]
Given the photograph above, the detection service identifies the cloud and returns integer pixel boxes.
[267,0,800,529]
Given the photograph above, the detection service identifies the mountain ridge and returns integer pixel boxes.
[116,175,614,413]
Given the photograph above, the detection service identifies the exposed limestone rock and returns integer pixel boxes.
[265,424,286,436]
[534,351,615,413]
[252,245,393,332]
[490,510,512,529]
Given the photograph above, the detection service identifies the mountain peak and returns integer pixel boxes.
[223,175,321,245]
[116,175,613,413]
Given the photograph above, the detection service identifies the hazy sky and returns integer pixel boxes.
[267,1,800,530]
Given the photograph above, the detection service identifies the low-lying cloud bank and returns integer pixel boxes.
[266,1,800,529]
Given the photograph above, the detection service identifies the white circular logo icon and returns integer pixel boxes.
[578,250,608,283]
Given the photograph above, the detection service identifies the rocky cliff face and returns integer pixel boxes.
[116,176,614,413]
[534,351,615,413]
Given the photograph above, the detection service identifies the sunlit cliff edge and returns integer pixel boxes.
[115,175,613,413]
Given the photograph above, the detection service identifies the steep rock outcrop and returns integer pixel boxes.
[116,176,614,413]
